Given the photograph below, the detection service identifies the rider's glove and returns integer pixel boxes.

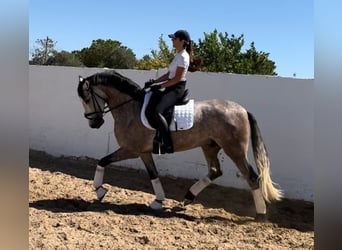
[144,79,155,89]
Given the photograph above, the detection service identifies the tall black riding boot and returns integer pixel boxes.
[155,112,174,153]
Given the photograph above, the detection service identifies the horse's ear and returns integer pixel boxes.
[79,76,90,90]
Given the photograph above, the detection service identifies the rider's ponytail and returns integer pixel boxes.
[185,40,203,72]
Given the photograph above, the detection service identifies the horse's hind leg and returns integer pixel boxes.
[230,155,267,221]
[183,142,222,205]
[140,153,165,210]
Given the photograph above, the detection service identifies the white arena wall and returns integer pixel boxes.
[29,65,314,201]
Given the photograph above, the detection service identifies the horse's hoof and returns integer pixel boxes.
[149,199,163,210]
[95,186,108,201]
[183,190,195,206]
[172,204,186,212]
[183,198,193,206]
[255,213,267,222]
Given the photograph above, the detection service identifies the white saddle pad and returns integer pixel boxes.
[141,91,194,131]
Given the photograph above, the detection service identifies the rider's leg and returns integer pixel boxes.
[153,112,173,153]
[153,90,182,153]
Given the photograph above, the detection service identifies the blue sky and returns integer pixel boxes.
[29,0,313,79]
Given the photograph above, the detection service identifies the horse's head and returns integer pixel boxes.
[77,76,107,129]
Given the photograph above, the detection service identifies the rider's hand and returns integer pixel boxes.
[144,79,155,89]
[150,84,161,92]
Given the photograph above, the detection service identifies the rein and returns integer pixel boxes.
[84,86,135,120]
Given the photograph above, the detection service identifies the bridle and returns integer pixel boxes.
[83,86,134,120]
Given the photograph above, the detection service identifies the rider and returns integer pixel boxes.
[145,29,194,154]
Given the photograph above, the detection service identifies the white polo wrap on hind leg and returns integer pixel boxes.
[150,178,165,210]
[190,177,212,196]
[151,178,165,201]
[93,165,105,189]
[252,188,266,214]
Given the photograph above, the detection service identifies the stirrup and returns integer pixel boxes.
[153,139,166,154]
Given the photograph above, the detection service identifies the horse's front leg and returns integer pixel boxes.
[93,147,139,201]
[140,153,165,210]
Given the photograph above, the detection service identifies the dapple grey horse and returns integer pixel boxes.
[77,70,282,221]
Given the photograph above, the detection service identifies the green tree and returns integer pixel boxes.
[135,35,174,70]
[195,29,277,75]
[30,31,277,75]
[46,50,83,67]
[239,42,276,75]
[30,36,57,65]
[77,39,136,69]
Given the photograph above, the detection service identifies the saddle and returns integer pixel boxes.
[175,89,190,105]
[163,89,189,125]
[140,89,194,132]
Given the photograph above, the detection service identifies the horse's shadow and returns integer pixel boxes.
[29,198,255,226]
[29,150,314,232]
[29,198,202,222]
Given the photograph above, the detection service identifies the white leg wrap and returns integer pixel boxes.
[190,177,212,196]
[151,178,165,201]
[93,165,105,189]
[252,188,266,214]
[149,200,163,210]
[95,186,108,200]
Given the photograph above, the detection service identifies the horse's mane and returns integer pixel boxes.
[85,71,143,100]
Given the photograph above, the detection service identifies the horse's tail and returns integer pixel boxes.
[247,112,283,203]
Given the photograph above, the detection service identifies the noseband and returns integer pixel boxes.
[84,86,134,120]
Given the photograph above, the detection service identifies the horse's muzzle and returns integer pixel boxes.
[89,117,104,129]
